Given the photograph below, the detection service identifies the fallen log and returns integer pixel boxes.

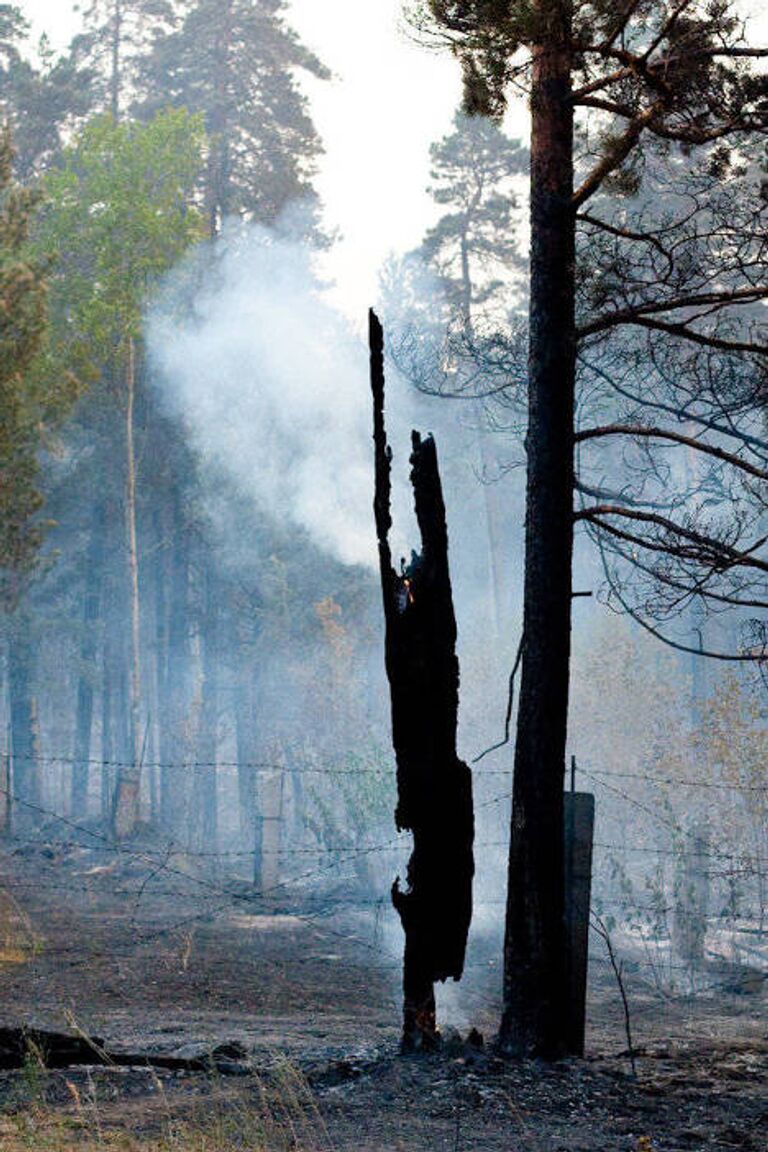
[369,309,474,1051]
[0,1027,249,1074]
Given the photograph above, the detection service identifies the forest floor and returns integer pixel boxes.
[0,835,766,1151]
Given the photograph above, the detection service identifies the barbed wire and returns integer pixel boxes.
[0,771,765,1034]
[6,752,765,792]
[0,751,515,776]
[584,766,768,793]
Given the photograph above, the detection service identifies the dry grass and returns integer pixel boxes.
[0,890,40,965]
[0,1060,333,1152]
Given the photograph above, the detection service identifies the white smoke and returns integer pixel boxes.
[148,222,419,568]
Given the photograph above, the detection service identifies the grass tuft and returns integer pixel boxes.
[0,1061,333,1151]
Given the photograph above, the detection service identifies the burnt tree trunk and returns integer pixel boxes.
[369,310,474,1051]
[500,2,576,1058]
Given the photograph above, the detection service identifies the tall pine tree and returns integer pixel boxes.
[421,109,527,325]
[138,0,329,235]
[415,0,768,1057]
[0,7,90,177]
[69,0,177,121]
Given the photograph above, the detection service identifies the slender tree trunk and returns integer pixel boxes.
[477,439,507,641]
[160,489,191,836]
[71,502,105,818]
[234,651,260,886]
[205,0,233,237]
[0,747,9,835]
[151,507,168,825]
[113,341,143,838]
[8,612,41,832]
[500,1,576,1058]
[101,627,114,823]
[459,231,472,321]
[110,0,122,122]
[193,560,219,852]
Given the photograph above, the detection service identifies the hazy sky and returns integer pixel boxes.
[19,1,497,320]
[17,1,766,321]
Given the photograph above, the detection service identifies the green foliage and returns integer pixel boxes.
[0,7,93,178]
[419,0,767,135]
[305,746,394,875]
[35,108,206,377]
[420,109,527,320]
[418,1,538,117]
[69,0,178,119]
[0,126,75,607]
[137,0,329,233]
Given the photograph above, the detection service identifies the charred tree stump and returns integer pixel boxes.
[369,309,474,1051]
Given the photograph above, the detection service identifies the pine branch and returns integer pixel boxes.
[575,424,768,482]
[575,505,768,574]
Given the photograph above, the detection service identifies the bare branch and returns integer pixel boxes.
[575,505,768,574]
[576,212,675,275]
[577,355,768,457]
[575,424,768,482]
[573,105,662,209]
[579,287,768,340]
[593,531,768,610]
[590,315,767,358]
[589,522,768,663]
[571,68,635,101]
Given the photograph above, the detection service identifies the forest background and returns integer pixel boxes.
[0,0,766,1030]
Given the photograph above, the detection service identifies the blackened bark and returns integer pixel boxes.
[500,1,576,1058]
[369,309,474,1050]
[72,502,105,818]
[0,1027,248,1074]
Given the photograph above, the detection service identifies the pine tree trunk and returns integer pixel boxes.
[234,659,260,886]
[8,612,41,832]
[500,2,576,1058]
[71,502,104,818]
[100,628,114,824]
[193,560,218,852]
[205,0,233,237]
[111,0,123,122]
[478,439,507,641]
[0,747,9,836]
[112,341,143,838]
[151,507,169,826]
[160,491,191,836]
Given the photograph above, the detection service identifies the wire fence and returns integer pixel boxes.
[0,749,765,1051]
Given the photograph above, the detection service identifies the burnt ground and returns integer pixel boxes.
[0,837,766,1151]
